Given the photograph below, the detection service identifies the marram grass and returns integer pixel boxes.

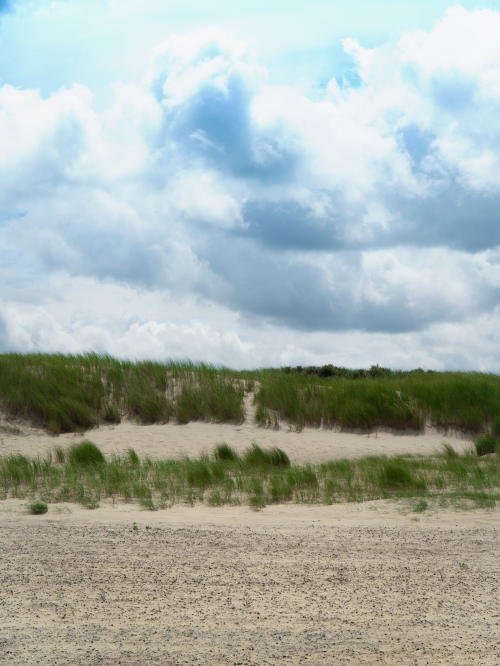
[254,368,500,433]
[2,441,500,512]
[0,353,247,433]
[1,354,500,435]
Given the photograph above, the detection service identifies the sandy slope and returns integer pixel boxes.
[1,502,500,665]
[0,393,472,463]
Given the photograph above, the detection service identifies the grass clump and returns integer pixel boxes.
[441,442,459,458]
[127,448,140,466]
[27,500,48,515]
[67,441,105,467]
[474,434,497,457]
[244,443,290,468]
[412,498,428,513]
[213,443,239,462]
[379,461,419,490]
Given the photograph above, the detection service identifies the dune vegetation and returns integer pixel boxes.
[1,441,500,512]
[0,353,247,434]
[1,353,500,435]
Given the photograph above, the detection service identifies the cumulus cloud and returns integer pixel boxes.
[2,7,500,366]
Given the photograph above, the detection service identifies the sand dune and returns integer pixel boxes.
[0,393,472,463]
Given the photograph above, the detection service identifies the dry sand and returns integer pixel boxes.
[1,502,500,665]
[2,401,499,665]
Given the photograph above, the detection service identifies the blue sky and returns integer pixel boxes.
[1,1,500,369]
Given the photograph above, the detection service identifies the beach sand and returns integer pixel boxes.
[1,402,498,665]
[1,502,499,665]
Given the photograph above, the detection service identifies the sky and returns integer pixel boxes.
[1,1,500,369]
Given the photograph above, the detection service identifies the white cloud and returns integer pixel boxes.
[2,7,500,368]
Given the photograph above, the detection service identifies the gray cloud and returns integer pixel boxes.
[158,77,299,185]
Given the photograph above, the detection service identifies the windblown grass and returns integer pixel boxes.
[2,441,500,511]
[1,353,500,436]
[0,354,247,433]
[254,368,500,433]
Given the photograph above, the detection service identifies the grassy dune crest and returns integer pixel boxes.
[0,354,246,433]
[1,354,500,435]
[255,368,500,433]
[2,442,500,511]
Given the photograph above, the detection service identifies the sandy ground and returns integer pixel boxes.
[1,501,500,665]
[2,400,497,665]
[0,394,473,463]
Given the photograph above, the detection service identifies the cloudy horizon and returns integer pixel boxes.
[1,1,500,369]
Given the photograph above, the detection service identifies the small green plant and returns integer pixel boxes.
[132,522,139,530]
[127,448,140,466]
[27,500,48,515]
[413,498,428,513]
[379,461,415,489]
[67,440,106,467]
[139,498,157,511]
[441,442,458,458]
[459,562,468,569]
[249,495,266,510]
[53,445,65,464]
[213,443,239,462]
[244,443,290,468]
[145,525,151,530]
[475,434,497,457]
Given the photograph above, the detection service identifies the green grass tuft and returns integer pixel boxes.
[244,443,290,468]
[67,440,106,467]
[213,443,239,462]
[475,434,497,457]
[127,448,140,466]
[27,500,48,515]
[441,442,459,458]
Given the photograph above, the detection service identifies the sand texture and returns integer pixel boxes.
[1,503,500,665]
[0,394,472,463]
